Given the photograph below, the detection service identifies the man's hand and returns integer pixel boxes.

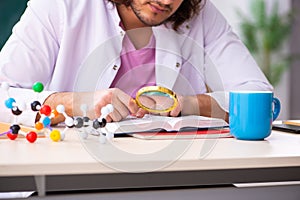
[43,88,140,124]
[130,94,229,122]
[164,94,228,122]
[93,88,139,122]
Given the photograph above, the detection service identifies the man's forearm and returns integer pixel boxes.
[181,94,229,122]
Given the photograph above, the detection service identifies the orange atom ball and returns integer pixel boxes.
[35,122,44,130]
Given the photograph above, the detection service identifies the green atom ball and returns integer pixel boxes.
[32,82,44,93]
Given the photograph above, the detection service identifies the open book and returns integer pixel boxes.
[131,128,231,140]
[104,115,229,136]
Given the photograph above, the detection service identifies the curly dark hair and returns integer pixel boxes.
[108,0,205,31]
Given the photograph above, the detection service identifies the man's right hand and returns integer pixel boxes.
[43,88,140,124]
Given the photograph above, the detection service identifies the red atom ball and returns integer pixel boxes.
[26,131,37,143]
[39,105,52,116]
[7,132,18,140]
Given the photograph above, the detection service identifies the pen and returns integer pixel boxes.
[282,120,300,126]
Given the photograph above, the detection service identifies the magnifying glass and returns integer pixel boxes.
[135,86,178,113]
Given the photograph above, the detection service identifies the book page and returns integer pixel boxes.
[104,115,228,134]
[105,115,169,134]
[172,115,228,130]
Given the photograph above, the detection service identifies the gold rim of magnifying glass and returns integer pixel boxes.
[135,86,178,113]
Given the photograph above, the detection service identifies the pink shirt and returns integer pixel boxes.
[110,34,156,98]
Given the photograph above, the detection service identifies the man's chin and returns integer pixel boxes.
[140,18,166,27]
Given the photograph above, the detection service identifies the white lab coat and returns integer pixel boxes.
[0,0,272,126]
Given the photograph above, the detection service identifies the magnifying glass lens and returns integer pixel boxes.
[135,86,178,113]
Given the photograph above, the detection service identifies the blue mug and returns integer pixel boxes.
[229,91,281,140]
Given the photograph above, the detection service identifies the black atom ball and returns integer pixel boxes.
[83,116,90,127]
[11,106,22,116]
[10,124,21,134]
[100,118,107,128]
[31,101,41,111]
[74,117,84,128]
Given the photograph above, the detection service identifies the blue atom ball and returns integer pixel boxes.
[5,98,16,109]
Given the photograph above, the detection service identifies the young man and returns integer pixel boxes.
[0,0,272,126]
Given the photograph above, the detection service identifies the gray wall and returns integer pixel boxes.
[290,0,300,119]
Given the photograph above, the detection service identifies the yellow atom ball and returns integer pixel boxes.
[50,130,61,142]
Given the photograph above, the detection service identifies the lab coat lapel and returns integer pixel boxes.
[153,27,183,90]
[74,35,122,92]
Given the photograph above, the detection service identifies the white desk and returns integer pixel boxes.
[1,129,300,198]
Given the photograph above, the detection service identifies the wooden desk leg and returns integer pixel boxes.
[34,175,46,197]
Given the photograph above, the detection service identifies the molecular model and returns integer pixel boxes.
[1,82,40,143]
[93,104,115,144]
[1,81,115,144]
[1,82,68,143]
[47,103,114,143]
[64,103,115,144]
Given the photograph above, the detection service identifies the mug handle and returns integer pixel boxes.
[272,97,281,121]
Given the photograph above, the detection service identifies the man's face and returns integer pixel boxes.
[130,0,183,26]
